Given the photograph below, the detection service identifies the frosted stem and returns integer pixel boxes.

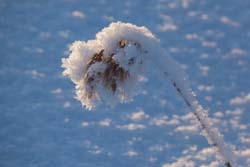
[163,71,236,167]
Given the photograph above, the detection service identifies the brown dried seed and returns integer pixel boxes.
[128,58,135,65]
[87,49,104,68]
[86,76,94,84]
[102,56,129,93]
[111,79,117,93]
[119,40,127,48]
[85,39,134,94]
[97,72,102,76]
[87,91,93,99]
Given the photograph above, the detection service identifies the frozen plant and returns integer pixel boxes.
[62,22,237,167]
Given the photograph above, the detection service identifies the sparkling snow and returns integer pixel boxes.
[1,0,250,167]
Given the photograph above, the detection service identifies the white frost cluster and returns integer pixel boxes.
[62,22,160,109]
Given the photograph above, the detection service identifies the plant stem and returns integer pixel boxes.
[163,71,236,167]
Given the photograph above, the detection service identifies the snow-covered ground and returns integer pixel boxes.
[1,0,250,167]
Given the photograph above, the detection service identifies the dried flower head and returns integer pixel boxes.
[62,22,160,109]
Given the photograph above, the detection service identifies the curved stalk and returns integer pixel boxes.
[163,71,236,167]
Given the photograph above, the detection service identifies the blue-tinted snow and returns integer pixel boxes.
[0,0,250,167]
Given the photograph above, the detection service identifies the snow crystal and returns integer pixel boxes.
[99,118,112,127]
[124,150,138,157]
[26,70,45,78]
[51,88,62,95]
[230,93,250,105]
[71,10,85,18]
[81,121,89,127]
[116,123,145,131]
[150,115,180,126]
[129,110,149,121]
[175,125,199,133]
[157,23,178,31]
[240,137,250,144]
[63,101,71,108]
[220,16,239,27]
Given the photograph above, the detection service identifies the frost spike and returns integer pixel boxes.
[156,56,237,167]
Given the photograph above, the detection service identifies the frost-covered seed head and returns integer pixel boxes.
[84,45,130,98]
[83,39,143,101]
[62,22,160,110]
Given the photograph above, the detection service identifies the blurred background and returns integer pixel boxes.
[0,0,250,166]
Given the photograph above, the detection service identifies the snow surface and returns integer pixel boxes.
[1,0,250,167]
